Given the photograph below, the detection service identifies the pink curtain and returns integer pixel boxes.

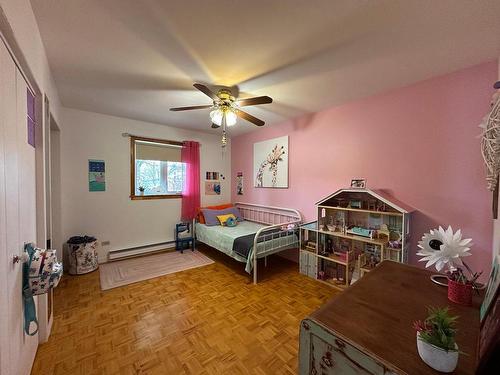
[181,141,200,221]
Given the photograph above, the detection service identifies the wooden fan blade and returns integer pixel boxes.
[236,109,265,126]
[236,96,272,107]
[193,83,219,101]
[170,104,212,111]
[211,123,220,129]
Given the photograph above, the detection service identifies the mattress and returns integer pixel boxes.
[195,221,298,273]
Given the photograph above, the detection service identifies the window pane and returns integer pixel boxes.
[136,160,162,195]
[167,162,185,193]
[136,159,184,195]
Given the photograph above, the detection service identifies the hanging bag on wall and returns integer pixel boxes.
[22,243,63,336]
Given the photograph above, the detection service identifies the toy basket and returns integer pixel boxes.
[66,236,99,275]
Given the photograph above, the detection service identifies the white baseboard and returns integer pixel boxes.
[108,241,175,261]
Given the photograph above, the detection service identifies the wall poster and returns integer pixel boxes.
[89,159,105,192]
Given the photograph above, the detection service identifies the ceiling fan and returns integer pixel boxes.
[170,83,272,129]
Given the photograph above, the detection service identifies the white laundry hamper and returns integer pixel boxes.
[66,236,99,275]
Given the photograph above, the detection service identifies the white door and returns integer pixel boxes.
[0,40,39,375]
[0,34,10,375]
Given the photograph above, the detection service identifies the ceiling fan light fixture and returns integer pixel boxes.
[210,106,237,127]
[170,83,270,129]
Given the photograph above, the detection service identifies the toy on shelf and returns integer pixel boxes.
[368,199,377,211]
[388,240,402,249]
[357,253,376,277]
[305,241,317,252]
[376,224,391,241]
[346,226,375,239]
[348,200,362,209]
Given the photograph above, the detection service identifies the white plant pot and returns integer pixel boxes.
[417,333,458,373]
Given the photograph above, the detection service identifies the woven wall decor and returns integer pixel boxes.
[479,90,500,192]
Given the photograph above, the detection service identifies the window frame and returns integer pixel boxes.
[130,135,184,200]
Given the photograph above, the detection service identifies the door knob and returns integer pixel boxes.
[12,253,29,264]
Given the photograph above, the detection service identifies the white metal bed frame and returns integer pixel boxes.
[195,202,302,284]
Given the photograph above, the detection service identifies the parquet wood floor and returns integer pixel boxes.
[31,245,337,375]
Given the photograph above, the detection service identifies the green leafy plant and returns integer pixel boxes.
[414,307,458,351]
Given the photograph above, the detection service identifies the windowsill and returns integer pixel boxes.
[131,194,182,200]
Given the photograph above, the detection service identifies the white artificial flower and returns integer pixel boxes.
[416,226,473,272]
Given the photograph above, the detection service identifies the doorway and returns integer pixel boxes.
[36,97,61,343]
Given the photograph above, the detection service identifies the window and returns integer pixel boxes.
[130,136,185,200]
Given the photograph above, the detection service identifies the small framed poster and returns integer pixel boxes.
[236,172,243,195]
[350,178,366,189]
[205,181,221,195]
[206,171,220,180]
[89,159,105,192]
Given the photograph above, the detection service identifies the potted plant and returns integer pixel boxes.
[138,186,145,196]
[417,226,482,305]
[414,307,459,373]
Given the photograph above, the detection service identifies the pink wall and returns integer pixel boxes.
[231,61,498,280]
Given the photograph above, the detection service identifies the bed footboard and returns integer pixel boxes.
[234,203,302,284]
[252,223,300,284]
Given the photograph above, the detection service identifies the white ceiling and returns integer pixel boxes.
[31,0,500,136]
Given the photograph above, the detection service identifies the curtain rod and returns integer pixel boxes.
[121,133,184,147]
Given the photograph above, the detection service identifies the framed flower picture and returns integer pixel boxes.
[481,255,500,322]
[477,256,500,374]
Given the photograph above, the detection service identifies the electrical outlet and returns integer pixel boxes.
[101,240,110,246]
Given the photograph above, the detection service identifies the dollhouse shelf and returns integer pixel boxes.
[317,230,388,247]
[316,278,349,290]
[316,253,348,266]
[299,188,414,290]
[317,205,404,217]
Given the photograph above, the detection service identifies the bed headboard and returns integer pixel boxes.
[234,202,302,225]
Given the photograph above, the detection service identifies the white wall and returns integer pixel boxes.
[0,0,61,121]
[59,108,231,262]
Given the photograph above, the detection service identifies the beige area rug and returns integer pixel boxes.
[99,250,214,290]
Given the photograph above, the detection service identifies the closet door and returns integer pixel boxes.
[13,66,39,374]
[0,40,39,375]
[1,38,19,375]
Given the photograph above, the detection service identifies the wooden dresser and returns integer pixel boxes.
[299,261,481,375]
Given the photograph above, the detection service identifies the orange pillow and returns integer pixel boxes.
[197,204,233,224]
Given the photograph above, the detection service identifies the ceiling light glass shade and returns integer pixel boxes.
[210,109,223,126]
[225,109,237,127]
[210,107,237,127]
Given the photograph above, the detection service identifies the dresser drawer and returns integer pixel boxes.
[299,319,397,375]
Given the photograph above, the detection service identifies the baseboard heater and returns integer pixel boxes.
[108,241,176,261]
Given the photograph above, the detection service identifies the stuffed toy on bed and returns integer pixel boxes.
[216,213,238,227]
[225,216,237,227]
